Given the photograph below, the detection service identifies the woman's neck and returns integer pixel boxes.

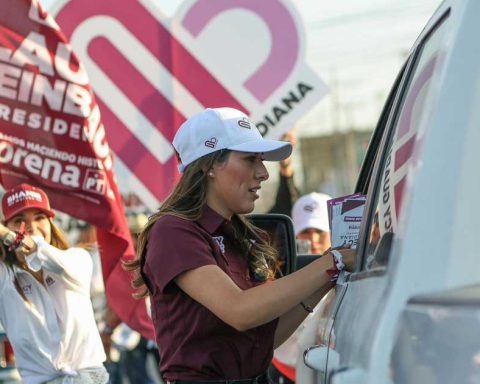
[205,202,233,220]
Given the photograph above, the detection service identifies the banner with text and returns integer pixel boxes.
[0,0,154,339]
[51,0,328,209]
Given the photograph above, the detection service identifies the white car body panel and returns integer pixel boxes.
[312,0,480,383]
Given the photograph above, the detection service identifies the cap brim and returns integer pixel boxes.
[177,139,292,173]
[228,139,292,161]
[295,219,330,236]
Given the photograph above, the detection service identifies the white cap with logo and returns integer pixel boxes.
[292,192,332,236]
[172,107,292,173]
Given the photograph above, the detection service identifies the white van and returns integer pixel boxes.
[298,0,480,382]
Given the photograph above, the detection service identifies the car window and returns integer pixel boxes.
[363,14,449,270]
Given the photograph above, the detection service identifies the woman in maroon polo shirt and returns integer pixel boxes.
[125,108,354,384]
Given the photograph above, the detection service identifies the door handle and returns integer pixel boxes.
[303,344,339,374]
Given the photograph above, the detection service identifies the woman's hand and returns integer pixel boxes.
[278,130,296,177]
[14,236,37,264]
[0,223,36,263]
[322,246,356,272]
[336,248,356,271]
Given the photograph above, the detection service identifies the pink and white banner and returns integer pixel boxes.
[51,0,328,209]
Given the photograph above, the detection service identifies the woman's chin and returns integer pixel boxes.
[237,204,255,215]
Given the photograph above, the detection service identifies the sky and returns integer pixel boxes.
[42,0,442,138]
[293,0,443,136]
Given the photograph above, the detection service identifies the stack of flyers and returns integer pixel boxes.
[327,193,367,249]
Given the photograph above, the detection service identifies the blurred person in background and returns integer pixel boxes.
[100,211,161,384]
[269,192,332,384]
[268,130,300,217]
[74,222,105,327]
[73,222,122,383]
[292,193,332,256]
[0,183,108,384]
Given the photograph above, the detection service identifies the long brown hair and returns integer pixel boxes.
[124,149,278,298]
[1,217,69,300]
[49,219,70,250]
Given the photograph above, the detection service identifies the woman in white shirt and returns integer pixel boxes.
[0,183,108,384]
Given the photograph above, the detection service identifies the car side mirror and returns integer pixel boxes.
[246,213,296,276]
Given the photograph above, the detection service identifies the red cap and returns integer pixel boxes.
[2,184,55,223]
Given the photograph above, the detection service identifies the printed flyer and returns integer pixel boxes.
[328,193,367,249]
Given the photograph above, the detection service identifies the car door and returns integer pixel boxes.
[315,5,453,383]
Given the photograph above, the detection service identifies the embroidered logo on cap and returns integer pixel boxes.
[303,202,318,213]
[205,137,218,149]
[7,190,43,207]
[237,117,251,129]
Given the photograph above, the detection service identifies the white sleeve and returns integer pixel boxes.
[25,236,93,289]
[0,261,9,294]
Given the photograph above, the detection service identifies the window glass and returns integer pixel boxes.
[364,15,449,270]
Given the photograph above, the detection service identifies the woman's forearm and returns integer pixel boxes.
[233,256,335,330]
[176,249,355,332]
[0,223,12,239]
[273,283,333,348]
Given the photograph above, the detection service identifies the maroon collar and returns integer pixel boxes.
[196,205,229,234]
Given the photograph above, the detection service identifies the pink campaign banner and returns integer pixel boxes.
[0,0,154,339]
[52,0,328,210]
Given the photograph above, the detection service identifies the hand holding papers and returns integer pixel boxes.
[327,193,367,249]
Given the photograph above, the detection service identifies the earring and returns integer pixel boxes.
[208,172,214,177]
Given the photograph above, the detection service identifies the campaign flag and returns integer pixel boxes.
[0,0,154,339]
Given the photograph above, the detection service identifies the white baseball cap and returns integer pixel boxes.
[172,107,292,173]
[292,192,332,236]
